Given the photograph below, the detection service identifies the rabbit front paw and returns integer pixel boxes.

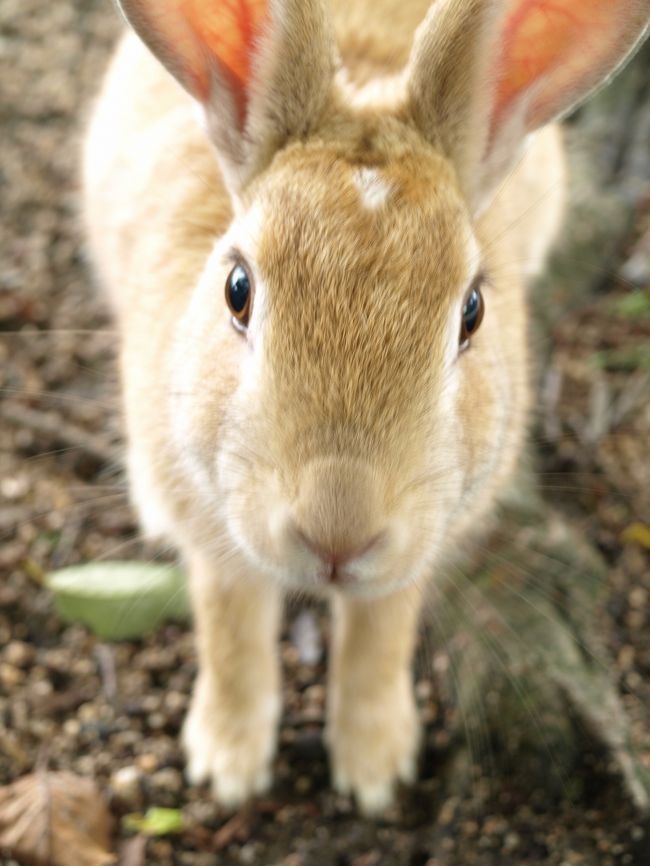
[328,685,420,815]
[182,677,279,808]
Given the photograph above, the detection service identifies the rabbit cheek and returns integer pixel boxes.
[455,351,515,518]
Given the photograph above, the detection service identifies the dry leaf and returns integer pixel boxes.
[0,771,115,866]
[622,522,650,550]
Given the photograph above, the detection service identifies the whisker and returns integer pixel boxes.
[0,387,116,410]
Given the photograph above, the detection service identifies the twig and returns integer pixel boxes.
[0,403,118,465]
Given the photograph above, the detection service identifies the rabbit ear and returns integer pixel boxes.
[117,0,335,192]
[407,0,650,211]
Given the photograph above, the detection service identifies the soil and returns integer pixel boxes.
[1,2,649,865]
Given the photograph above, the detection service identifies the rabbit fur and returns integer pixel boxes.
[83,0,650,813]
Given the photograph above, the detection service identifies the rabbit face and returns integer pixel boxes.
[106,0,648,597]
[169,127,527,596]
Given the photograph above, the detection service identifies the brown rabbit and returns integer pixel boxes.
[83,0,650,814]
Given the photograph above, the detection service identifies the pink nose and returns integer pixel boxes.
[295,527,385,583]
[289,457,387,584]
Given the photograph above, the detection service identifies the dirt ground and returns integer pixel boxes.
[1,2,650,865]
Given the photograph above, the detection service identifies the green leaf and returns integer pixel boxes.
[46,562,190,641]
[612,290,650,319]
[592,347,650,371]
[122,807,184,836]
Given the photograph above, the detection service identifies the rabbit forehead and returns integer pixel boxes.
[257,146,471,322]
[247,146,474,443]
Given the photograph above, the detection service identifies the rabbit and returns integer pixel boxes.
[82,0,650,814]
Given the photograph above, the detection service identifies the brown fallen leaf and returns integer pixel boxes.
[0,771,116,866]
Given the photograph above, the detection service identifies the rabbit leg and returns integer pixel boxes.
[327,583,423,814]
[182,551,283,807]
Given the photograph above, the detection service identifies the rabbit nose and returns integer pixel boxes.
[290,457,387,581]
[295,527,386,583]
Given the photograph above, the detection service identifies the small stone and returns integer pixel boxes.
[618,645,636,671]
[433,730,450,749]
[141,694,161,713]
[503,832,520,852]
[289,610,322,666]
[4,641,34,667]
[179,854,214,866]
[438,797,458,827]
[63,718,81,737]
[76,755,97,776]
[0,663,24,688]
[31,679,53,697]
[136,753,159,773]
[111,765,142,804]
[625,671,642,689]
[240,843,260,864]
[78,702,100,722]
[626,610,645,631]
[1,475,29,500]
[148,840,172,861]
[147,712,166,730]
[71,658,95,677]
[163,691,187,713]
[150,767,183,794]
[628,587,648,610]
[294,775,311,794]
[303,684,325,706]
[483,816,507,836]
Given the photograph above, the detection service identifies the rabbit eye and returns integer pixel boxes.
[459,277,485,350]
[225,263,252,331]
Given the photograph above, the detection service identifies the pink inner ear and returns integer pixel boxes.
[491,0,631,135]
[180,0,268,107]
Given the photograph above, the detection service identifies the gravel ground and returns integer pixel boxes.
[1,2,650,865]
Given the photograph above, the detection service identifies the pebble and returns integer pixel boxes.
[151,767,183,794]
[0,663,24,688]
[31,679,53,697]
[141,694,161,713]
[628,586,648,609]
[625,671,642,689]
[147,712,167,730]
[111,765,143,804]
[483,815,507,835]
[294,775,312,794]
[4,640,34,667]
[78,702,100,722]
[136,752,159,773]
[626,610,645,630]
[164,690,187,714]
[179,855,213,866]
[437,797,458,827]
[303,684,325,706]
[1,475,29,500]
[239,843,260,864]
[71,658,95,677]
[63,718,81,737]
[618,645,635,671]
[503,832,520,852]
